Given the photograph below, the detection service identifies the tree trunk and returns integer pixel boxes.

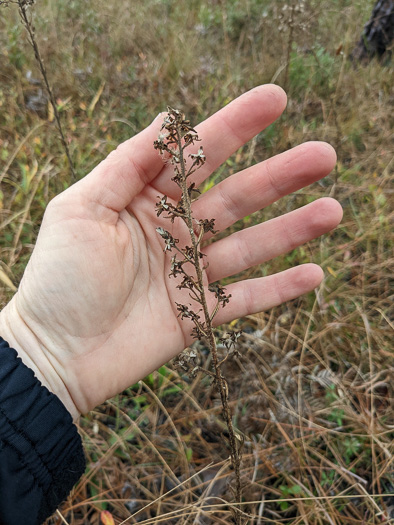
[352,0,394,61]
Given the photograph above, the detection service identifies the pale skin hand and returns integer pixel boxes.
[0,86,343,420]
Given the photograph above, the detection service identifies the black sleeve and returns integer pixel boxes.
[0,337,86,525]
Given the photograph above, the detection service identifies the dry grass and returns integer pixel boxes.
[0,0,393,523]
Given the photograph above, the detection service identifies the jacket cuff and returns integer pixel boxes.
[0,337,86,525]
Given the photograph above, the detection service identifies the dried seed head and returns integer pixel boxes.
[156,227,179,252]
[169,256,185,278]
[198,218,218,235]
[189,147,206,166]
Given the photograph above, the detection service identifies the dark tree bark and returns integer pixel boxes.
[352,0,394,61]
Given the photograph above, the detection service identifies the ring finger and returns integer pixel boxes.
[204,197,343,283]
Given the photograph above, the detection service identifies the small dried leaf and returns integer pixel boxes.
[0,269,16,292]
[100,510,115,525]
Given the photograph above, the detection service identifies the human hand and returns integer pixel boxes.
[0,85,342,420]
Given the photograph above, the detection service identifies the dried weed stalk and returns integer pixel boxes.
[276,0,309,92]
[1,0,75,179]
[154,108,244,524]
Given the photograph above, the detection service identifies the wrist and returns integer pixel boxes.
[0,295,80,421]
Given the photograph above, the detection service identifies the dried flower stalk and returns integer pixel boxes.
[1,0,76,179]
[154,108,243,523]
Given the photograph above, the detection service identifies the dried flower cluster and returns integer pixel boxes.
[277,1,308,33]
[273,1,311,91]
[153,108,232,341]
[154,108,244,523]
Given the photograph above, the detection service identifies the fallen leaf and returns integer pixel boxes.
[100,510,115,525]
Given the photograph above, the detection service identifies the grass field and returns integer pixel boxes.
[0,0,393,523]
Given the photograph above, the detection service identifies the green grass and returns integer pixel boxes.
[0,0,393,523]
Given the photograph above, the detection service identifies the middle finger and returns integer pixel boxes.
[192,141,337,237]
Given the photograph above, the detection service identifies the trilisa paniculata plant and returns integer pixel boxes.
[154,108,244,523]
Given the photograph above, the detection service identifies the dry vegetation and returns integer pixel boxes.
[0,0,393,523]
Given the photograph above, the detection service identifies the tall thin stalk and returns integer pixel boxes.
[1,0,76,179]
[283,4,296,93]
[154,108,243,523]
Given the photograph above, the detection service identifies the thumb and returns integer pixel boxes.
[76,114,165,217]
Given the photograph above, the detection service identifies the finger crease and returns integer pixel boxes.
[219,113,246,145]
[242,281,255,315]
[279,215,297,252]
[124,150,151,187]
[235,232,252,270]
[217,182,240,224]
[273,273,287,305]
[264,159,282,200]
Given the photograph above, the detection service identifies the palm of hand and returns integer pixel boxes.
[18,184,200,414]
[9,86,342,417]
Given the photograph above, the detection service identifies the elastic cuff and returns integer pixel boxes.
[0,337,86,524]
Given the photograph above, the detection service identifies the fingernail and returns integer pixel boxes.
[153,112,162,123]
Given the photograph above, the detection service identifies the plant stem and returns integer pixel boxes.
[176,131,243,523]
[18,2,76,180]
[284,3,295,93]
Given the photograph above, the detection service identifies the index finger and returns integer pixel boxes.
[152,84,287,198]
